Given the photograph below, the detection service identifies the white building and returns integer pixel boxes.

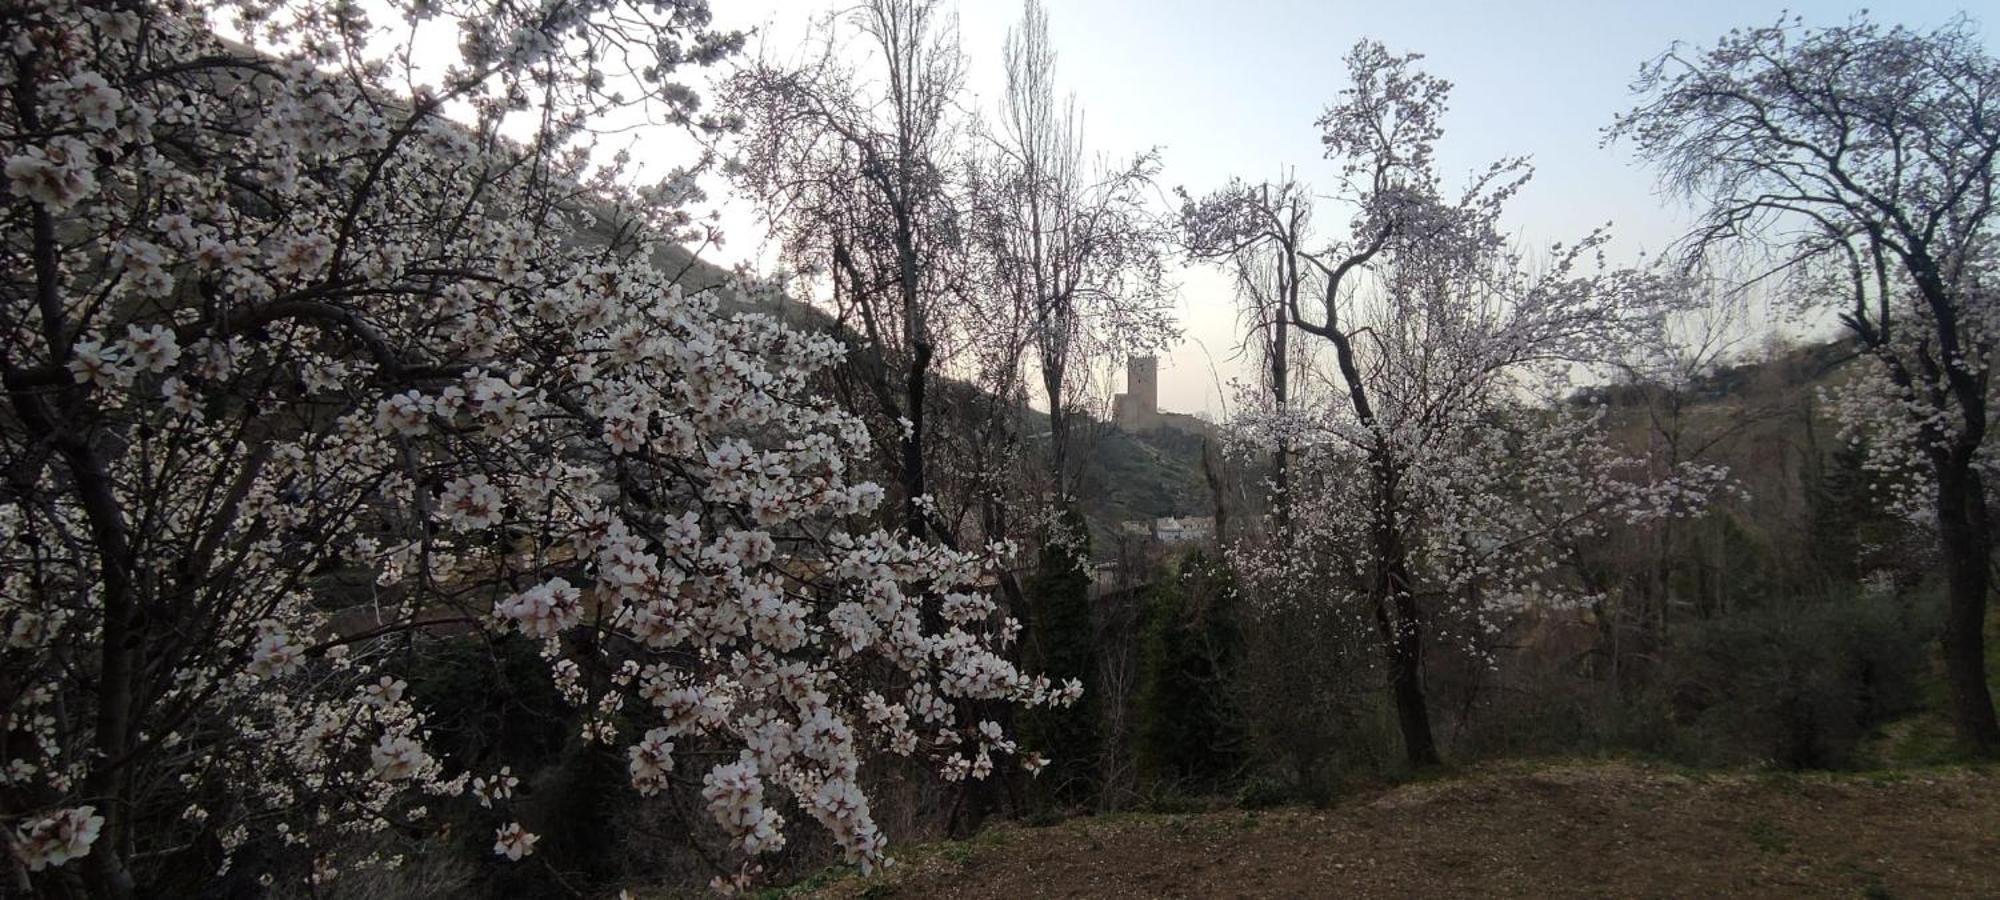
[1153,516,1215,544]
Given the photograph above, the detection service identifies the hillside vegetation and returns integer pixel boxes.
[10,0,1998,896]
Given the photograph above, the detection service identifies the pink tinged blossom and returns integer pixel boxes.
[472,766,519,808]
[269,233,334,278]
[112,240,175,298]
[55,71,124,130]
[804,776,883,868]
[193,238,254,271]
[627,728,675,795]
[702,756,785,855]
[373,391,432,435]
[66,339,133,390]
[438,474,505,530]
[5,139,97,211]
[153,212,200,248]
[245,623,304,678]
[495,578,583,639]
[369,734,429,781]
[7,610,54,649]
[121,323,180,373]
[362,677,407,708]
[12,806,103,871]
[492,822,538,861]
[161,377,197,416]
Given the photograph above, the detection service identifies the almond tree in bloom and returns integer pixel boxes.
[1224,42,1727,765]
[1613,14,2000,756]
[0,0,1070,894]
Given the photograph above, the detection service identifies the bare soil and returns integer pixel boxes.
[805,762,2000,899]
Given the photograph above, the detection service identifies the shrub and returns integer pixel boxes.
[1234,774,1293,810]
[1661,589,1936,768]
[1136,551,1246,791]
[1019,509,1103,808]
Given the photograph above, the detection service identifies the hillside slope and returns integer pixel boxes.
[1072,424,1219,549]
[664,236,1223,550]
[797,762,1998,899]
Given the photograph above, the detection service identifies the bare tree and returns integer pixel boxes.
[1181,175,1314,535]
[727,0,973,542]
[980,0,1176,505]
[1617,283,1762,639]
[1612,14,2000,754]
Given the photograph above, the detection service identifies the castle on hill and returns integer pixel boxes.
[1111,356,1209,435]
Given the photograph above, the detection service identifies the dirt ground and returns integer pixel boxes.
[805,762,2000,899]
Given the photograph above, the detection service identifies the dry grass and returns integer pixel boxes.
[792,761,2000,899]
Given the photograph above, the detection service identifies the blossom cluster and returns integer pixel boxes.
[1216,40,1727,672]
[0,0,1059,891]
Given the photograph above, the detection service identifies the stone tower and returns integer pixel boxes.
[1128,356,1158,414]
[1113,355,1160,429]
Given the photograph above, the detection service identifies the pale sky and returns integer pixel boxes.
[691,0,1992,418]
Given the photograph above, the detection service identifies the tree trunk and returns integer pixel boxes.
[901,339,932,541]
[1378,558,1439,767]
[1936,461,2000,756]
[1043,359,1069,499]
[59,440,140,899]
[1201,437,1229,545]
[1371,459,1439,767]
[1270,284,1291,538]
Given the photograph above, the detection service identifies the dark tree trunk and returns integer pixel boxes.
[1936,461,2000,756]
[1043,359,1070,499]
[1388,595,1440,767]
[1374,534,1438,767]
[1201,437,1229,545]
[1311,268,1440,767]
[1370,458,1439,767]
[1270,254,1292,538]
[901,339,933,541]
[52,438,139,899]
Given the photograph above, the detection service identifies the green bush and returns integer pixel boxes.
[1136,551,1246,792]
[1661,589,1937,768]
[1019,508,1102,807]
[1234,774,1293,810]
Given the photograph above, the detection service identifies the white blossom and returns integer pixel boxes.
[492,822,538,861]
[13,806,103,871]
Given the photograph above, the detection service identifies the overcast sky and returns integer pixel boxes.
[694,0,1990,418]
